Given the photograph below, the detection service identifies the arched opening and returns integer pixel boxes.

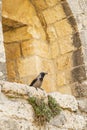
[2,0,86,94]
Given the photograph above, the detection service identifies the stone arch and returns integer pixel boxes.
[2,0,87,94]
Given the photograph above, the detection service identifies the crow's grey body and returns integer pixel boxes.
[30,72,47,89]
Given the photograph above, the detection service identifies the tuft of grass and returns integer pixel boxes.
[48,95,61,117]
[28,95,61,125]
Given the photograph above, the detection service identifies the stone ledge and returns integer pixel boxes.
[0,80,86,130]
[0,80,78,111]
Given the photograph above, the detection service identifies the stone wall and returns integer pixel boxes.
[67,0,87,75]
[1,0,87,94]
[0,0,6,80]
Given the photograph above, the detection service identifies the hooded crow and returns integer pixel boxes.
[29,72,48,90]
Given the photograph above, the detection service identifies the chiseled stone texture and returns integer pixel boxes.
[0,80,86,130]
[49,92,78,111]
[77,98,87,113]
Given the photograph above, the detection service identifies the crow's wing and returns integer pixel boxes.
[30,78,37,86]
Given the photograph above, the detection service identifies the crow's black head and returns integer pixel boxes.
[40,72,48,78]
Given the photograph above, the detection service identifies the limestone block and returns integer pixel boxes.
[57,85,72,95]
[0,80,29,96]
[6,61,16,81]
[58,35,75,54]
[43,4,66,24]
[42,74,57,92]
[0,80,47,100]
[54,19,73,37]
[31,0,48,10]
[50,41,60,59]
[56,71,66,87]
[4,26,32,42]
[3,0,46,41]
[36,57,56,75]
[78,81,87,97]
[49,92,78,111]
[16,56,38,78]
[50,110,86,130]
[2,17,25,30]
[4,43,21,60]
[63,110,86,130]
[21,39,51,59]
[2,0,36,25]
[21,40,34,56]
[56,53,72,71]
[77,98,87,113]
[46,0,60,7]
[27,18,46,40]
[0,101,34,130]
[47,25,58,42]
[27,87,48,102]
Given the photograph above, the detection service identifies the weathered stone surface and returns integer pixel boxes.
[54,19,73,37]
[57,85,72,95]
[79,81,87,97]
[56,53,72,71]
[27,20,46,40]
[21,39,51,59]
[46,0,59,7]
[47,25,57,42]
[43,4,66,24]
[0,80,47,98]
[49,92,78,111]
[4,26,32,42]
[2,0,36,25]
[56,71,66,87]
[56,69,72,89]
[2,0,46,40]
[0,81,86,130]
[6,61,16,81]
[2,17,25,31]
[31,0,48,10]
[77,98,87,113]
[58,36,75,54]
[16,56,38,77]
[4,43,21,60]
[49,110,86,130]
[63,110,86,130]
[50,41,60,59]
[42,74,57,92]
[36,57,56,75]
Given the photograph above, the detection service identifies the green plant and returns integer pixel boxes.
[48,95,61,117]
[28,96,61,125]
